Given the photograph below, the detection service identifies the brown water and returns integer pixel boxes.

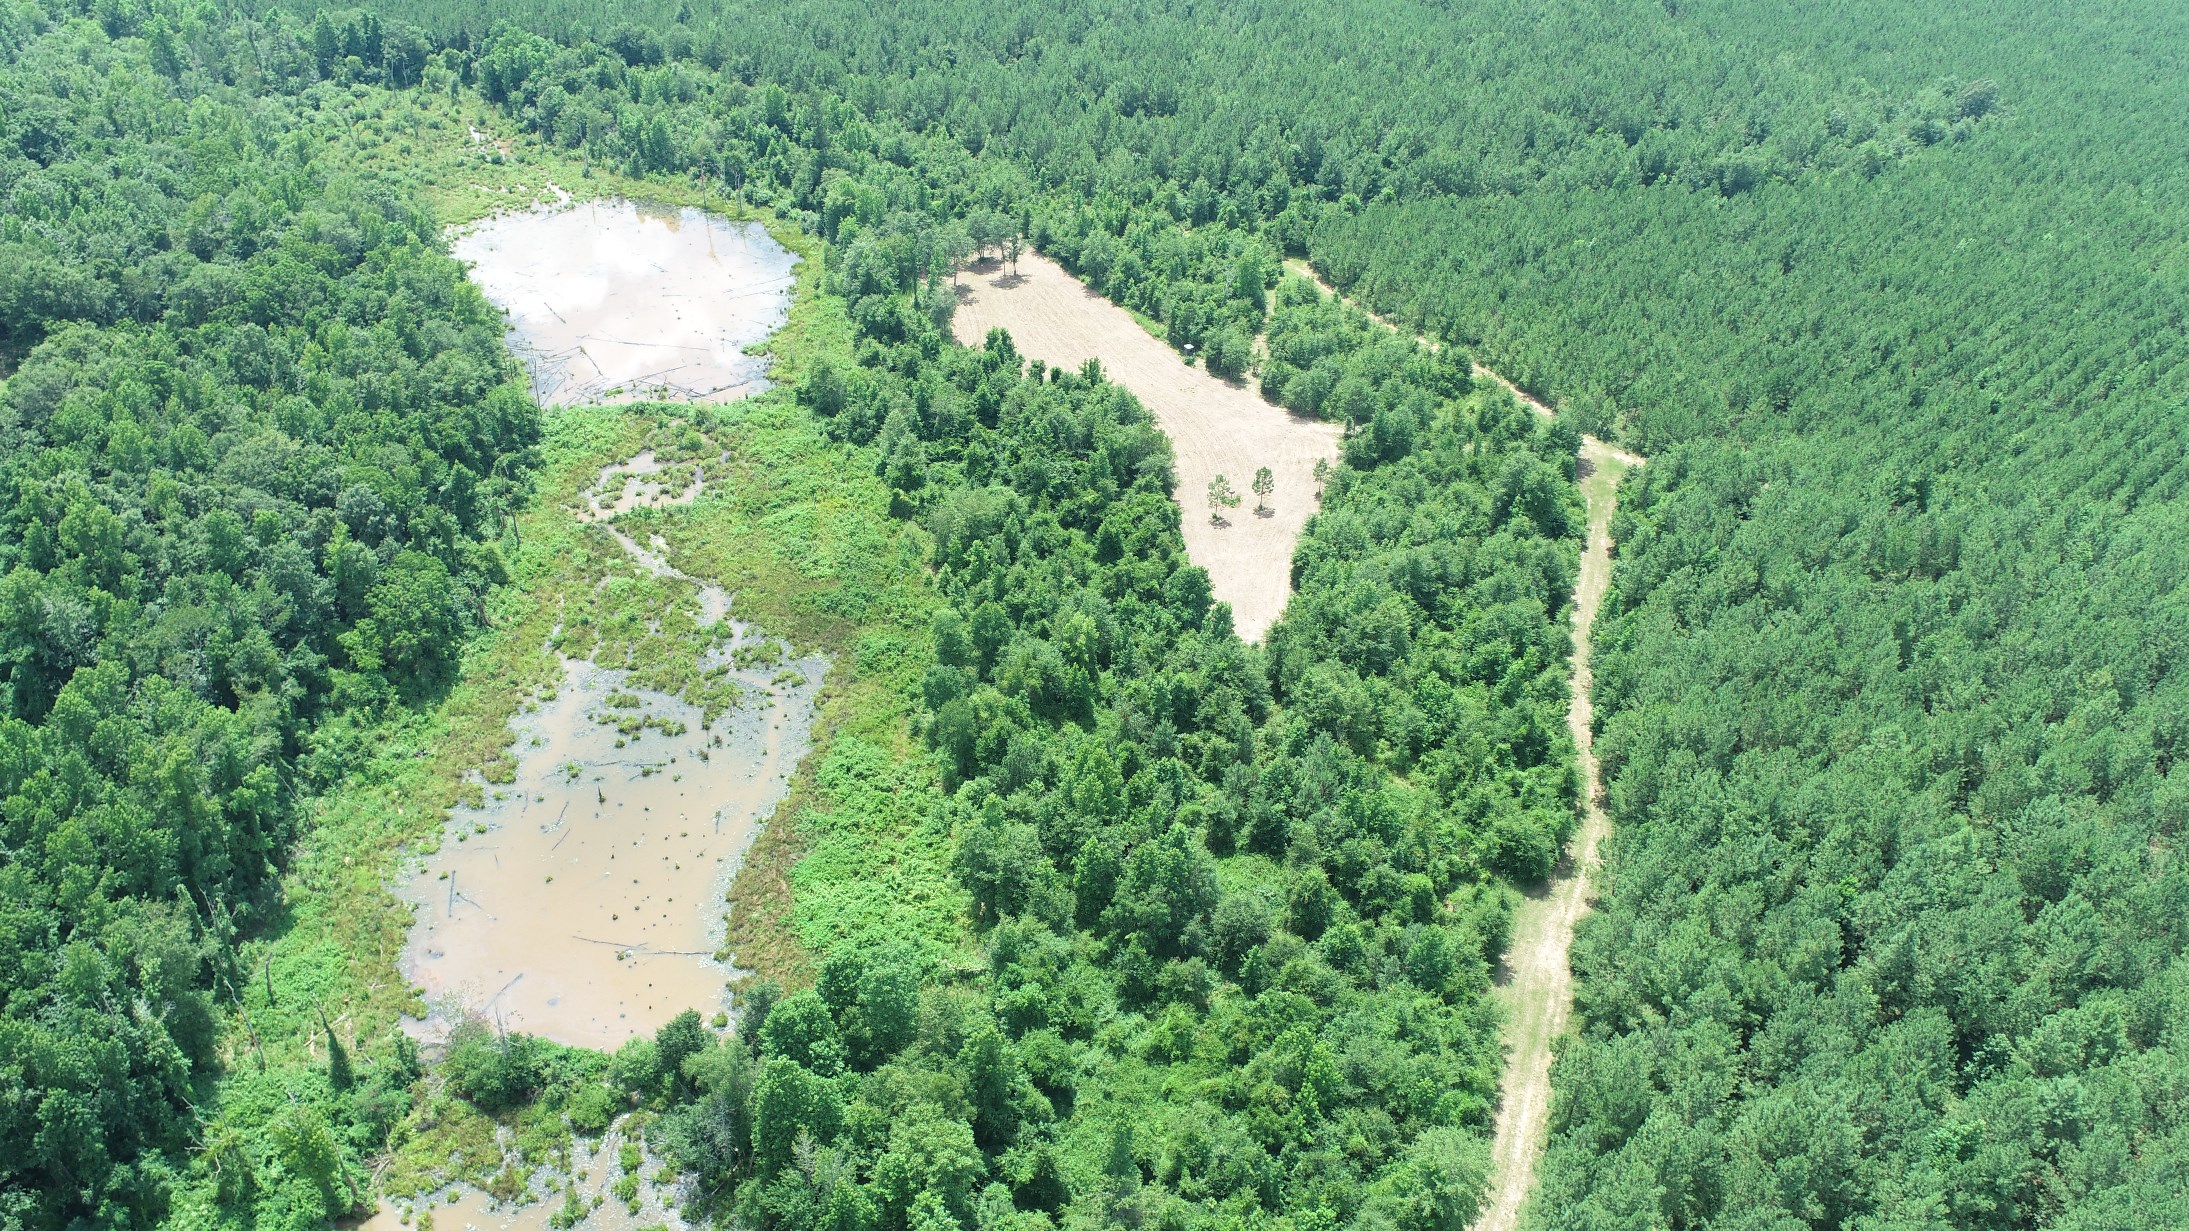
[574,452,737,624]
[452,199,799,406]
[586,449,706,518]
[399,470,823,1047]
[397,204,821,1050]
[399,637,822,1049]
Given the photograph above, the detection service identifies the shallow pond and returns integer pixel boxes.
[452,199,799,405]
[399,638,822,1050]
[396,202,820,1052]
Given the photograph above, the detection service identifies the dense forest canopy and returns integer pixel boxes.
[6,0,2189,1229]
[3,3,1578,1230]
[0,8,538,1228]
[354,0,2011,202]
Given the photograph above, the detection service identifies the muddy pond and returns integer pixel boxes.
[395,200,817,1057]
[453,198,800,405]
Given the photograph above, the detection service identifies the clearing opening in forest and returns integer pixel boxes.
[951,252,1342,642]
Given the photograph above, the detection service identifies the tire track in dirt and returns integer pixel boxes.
[1472,437,1630,1231]
[1281,258,1643,1231]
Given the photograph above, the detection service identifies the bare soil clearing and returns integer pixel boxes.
[453,199,798,405]
[951,254,1341,642]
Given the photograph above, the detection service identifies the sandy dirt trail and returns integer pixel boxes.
[1276,260,1649,466]
[1471,439,1629,1231]
[1278,258,1645,1229]
[951,254,1342,642]
[960,247,1640,1223]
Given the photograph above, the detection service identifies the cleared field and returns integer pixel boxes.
[952,253,1342,641]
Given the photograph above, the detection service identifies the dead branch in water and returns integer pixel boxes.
[572,935,713,957]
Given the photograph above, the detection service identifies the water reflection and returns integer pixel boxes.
[452,199,798,405]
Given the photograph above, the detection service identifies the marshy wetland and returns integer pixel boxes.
[360,1120,682,1231]
[397,200,819,1055]
[396,630,823,1050]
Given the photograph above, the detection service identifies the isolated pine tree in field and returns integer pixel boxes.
[1252,467,1275,513]
[1207,474,1241,525]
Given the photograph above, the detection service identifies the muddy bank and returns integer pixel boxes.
[452,199,798,406]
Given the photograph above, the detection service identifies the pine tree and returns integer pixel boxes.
[1207,474,1241,525]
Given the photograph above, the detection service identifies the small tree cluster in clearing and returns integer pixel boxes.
[1207,473,1241,524]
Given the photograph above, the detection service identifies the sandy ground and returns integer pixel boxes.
[452,200,798,405]
[951,254,1342,642]
[397,457,825,1050]
[1470,438,1634,1231]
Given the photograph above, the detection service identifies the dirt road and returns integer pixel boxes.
[962,247,1641,1225]
[1278,257,1645,1230]
[951,254,1342,642]
[1471,438,1630,1231]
